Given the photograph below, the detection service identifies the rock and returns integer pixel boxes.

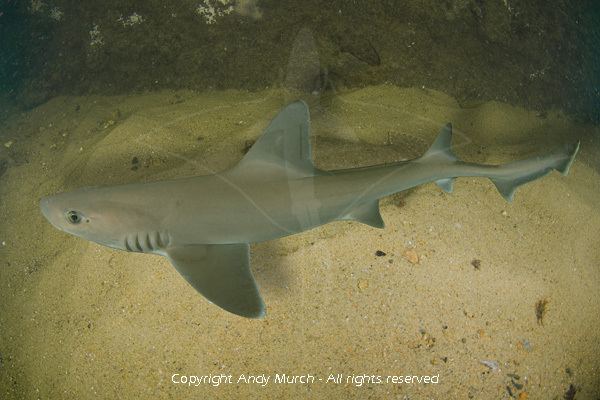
[402,249,419,264]
[357,279,369,292]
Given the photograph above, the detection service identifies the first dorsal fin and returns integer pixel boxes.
[421,123,460,193]
[229,101,319,179]
[421,123,458,163]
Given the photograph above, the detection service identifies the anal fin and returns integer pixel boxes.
[166,243,265,318]
[338,201,385,229]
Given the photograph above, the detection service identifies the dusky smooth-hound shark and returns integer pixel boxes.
[40,101,579,318]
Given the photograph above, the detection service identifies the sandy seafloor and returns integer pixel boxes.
[0,85,599,399]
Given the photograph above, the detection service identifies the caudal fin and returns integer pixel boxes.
[421,123,580,202]
[490,141,580,202]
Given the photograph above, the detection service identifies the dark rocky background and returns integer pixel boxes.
[1,0,599,122]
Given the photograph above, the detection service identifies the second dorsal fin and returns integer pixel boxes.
[228,101,319,179]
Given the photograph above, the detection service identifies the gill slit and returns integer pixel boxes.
[124,230,170,252]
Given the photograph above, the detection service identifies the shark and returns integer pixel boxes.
[40,100,580,318]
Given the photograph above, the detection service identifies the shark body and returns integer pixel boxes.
[40,101,579,318]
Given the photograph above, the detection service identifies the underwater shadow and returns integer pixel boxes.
[250,240,293,296]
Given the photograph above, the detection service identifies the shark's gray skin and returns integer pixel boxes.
[40,101,580,318]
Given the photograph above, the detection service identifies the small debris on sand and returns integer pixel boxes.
[243,139,255,154]
[512,379,523,390]
[506,385,514,397]
[0,160,7,178]
[508,372,524,391]
[518,392,529,400]
[479,359,500,372]
[102,120,116,129]
[535,298,549,325]
[357,279,369,292]
[563,384,576,400]
[402,249,419,264]
[375,250,386,257]
[471,259,481,270]
[517,339,533,352]
[419,331,435,349]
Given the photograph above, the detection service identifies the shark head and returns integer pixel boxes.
[40,187,146,251]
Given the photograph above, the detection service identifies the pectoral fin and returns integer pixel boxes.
[166,243,265,318]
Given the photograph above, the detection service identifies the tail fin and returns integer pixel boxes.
[421,123,460,193]
[490,141,580,202]
[421,123,580,201]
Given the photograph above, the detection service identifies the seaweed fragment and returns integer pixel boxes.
[535,298,548,325]
[506,385,514,397]
[0,159,7,178]
[131,156,140,171]
[479,359,499,372]
[564,384,576,400]
[243,140,255,154]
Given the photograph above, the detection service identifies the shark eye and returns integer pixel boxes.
[66,210,83,224]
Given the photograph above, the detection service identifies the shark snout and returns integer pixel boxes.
[40,196,52,221]
[40,195,63,230]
